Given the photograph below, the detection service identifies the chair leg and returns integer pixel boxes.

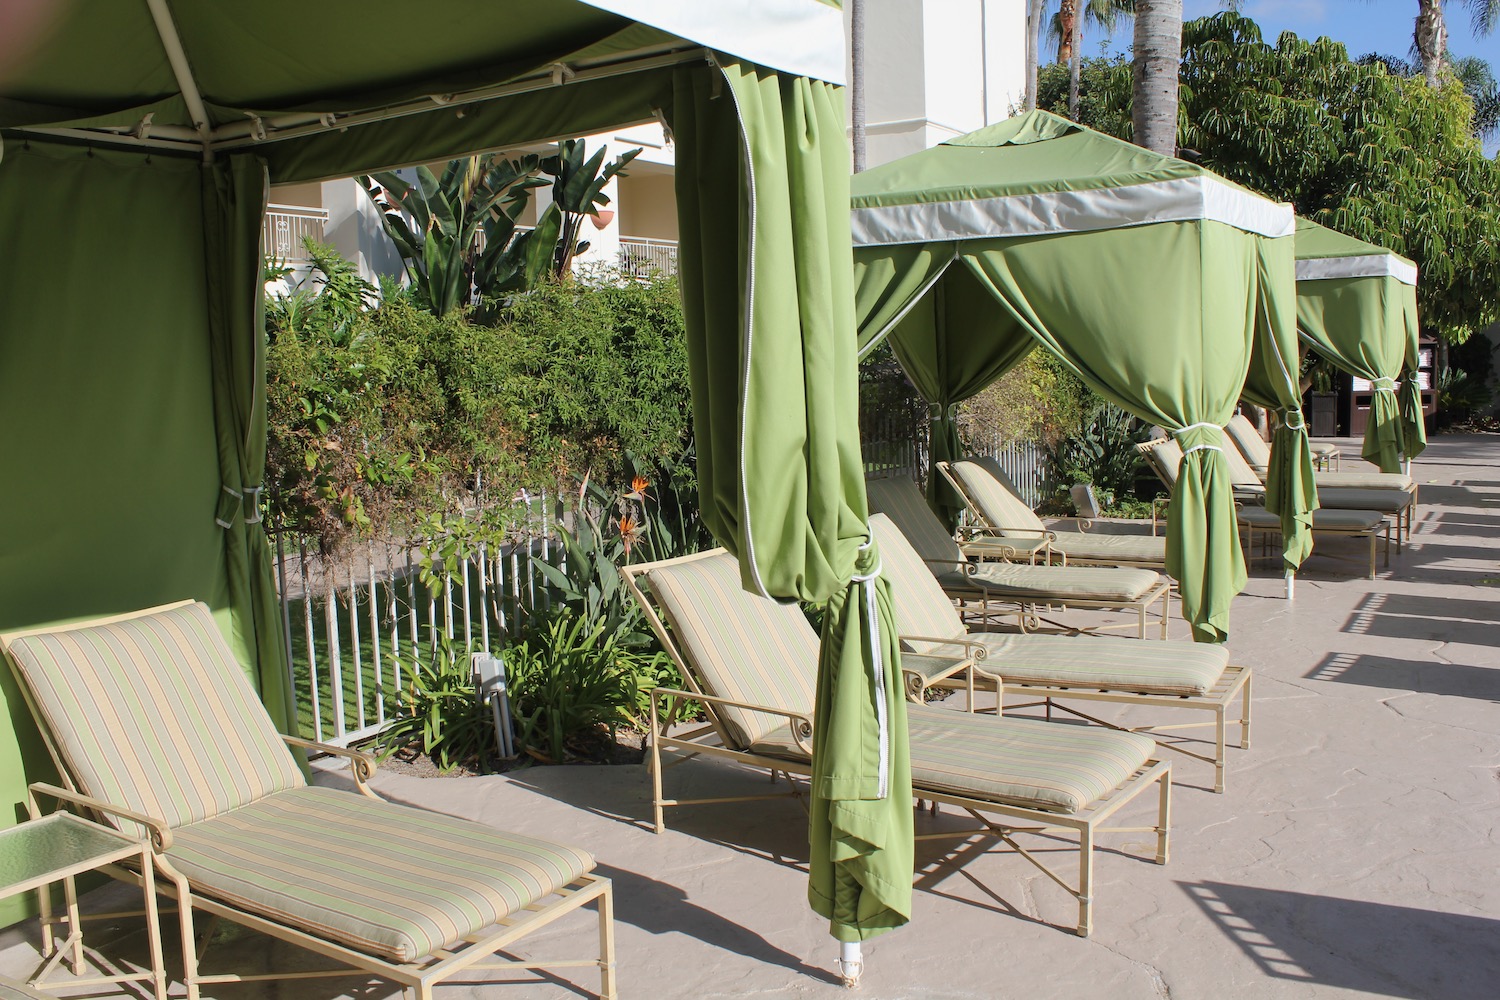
[172,875,202,1000]
[141,851,168,1000]
[1241,673,1253,750]
[1077,826,1094,938]
[648,699,666,835]
[63,873,83,975]
[598,880,618,1000]
[1214,706,1227,793]
[1156,769,1172,866]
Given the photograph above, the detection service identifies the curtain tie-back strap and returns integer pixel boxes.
[215,485,243,529]
[244,485,264,525]
[1172,422,1224,456]
[1371,377,1398,392]
[1279,408,1307,431]
[852,538,890,800]
[928,403,956,420]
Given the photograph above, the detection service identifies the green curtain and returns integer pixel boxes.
[1398,284,1429,462]
[957,222,1252,642]
[1296,274,1412,473]
[671,58,913,941]
[0,142,246,925]
[857,263,1036,526]
[1241,236,1317,572]
[202,156,300,744]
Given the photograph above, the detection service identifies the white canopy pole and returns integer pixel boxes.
[837,941,863,988]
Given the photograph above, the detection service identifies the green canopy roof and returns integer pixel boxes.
[852,111,1313,642]
[1293,218,1425,470]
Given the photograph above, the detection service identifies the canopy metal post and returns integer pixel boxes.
[837,941,863,988]
[1284,569,1295,601]
[144,0,213,160]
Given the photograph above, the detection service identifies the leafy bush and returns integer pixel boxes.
[958,351,1100,448]
[377,638,494,773]
[506,608,670,763]
[1042,402,1152,514]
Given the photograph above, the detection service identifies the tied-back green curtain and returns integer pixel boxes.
[958,222,1252,642]
[1398,285,1428,462]
[1241,236,1317,572]
[202,156,299,741]
[1296,275,1412,474]
[671,57,913,941]
[852,259,1034,527]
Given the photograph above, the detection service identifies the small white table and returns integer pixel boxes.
[0,812,166,999]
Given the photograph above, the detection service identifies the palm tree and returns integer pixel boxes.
[1415,0,1498,87]
[1025,0,1047,110]
[1050,0,1135,120]
[850,0,867,172]
[1132,0,1182,155]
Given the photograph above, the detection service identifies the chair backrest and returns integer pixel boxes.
[864,476,967,575]
[1,601,305,834]
[1141,437,1184,489]
[943,460,1046,535]
[868,515,967,654]
[1226,414,1273,467]
[633,551,819,751]
[1219,428,1265,487]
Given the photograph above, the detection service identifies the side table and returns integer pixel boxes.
[0,811,166,999]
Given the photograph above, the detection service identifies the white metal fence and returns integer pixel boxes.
[262,204,330,263]
[618,237,678,278]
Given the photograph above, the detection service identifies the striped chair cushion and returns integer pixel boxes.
[949,461,1046,536]
[1225,414,1273,468]
[931,633,1229,697]
[869,514,966,654]
[2,602,303,834]
[964,456,1023,496]
[906,706,1154,814]
[1147,438,1184,488]
[1238,506,1385,531]
[646,553,819,750]
[1220,430,1265,488]
[1315,471,1413,491]
[1315,488,1412,514]
[967,563,1163,601]
[753,705,1156,814]
[1050,532,1166,565]
[165,786,593,964]
[865,476,967,574]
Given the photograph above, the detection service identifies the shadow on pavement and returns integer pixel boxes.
[1306,651,1500,702]
[1182,881,1500,1000]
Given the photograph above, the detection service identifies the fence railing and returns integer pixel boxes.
[263,204,330,263]
[618,237,678,278]
[271,491,566,748]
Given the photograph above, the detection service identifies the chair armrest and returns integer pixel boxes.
[28,782,173,852]
[283,735,378,795]
[900,635,988,662]
[652,687,816,755]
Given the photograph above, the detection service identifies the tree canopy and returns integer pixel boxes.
[1038,12,1500,342]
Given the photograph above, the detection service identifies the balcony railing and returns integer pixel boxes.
[263,204,330,263]
[618,236,678,278]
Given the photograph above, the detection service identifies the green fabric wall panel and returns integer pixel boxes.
[0,142,233,924]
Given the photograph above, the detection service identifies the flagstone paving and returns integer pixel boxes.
[3,434,1496,999]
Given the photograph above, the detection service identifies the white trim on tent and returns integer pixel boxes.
[1296,253,1418,286]
[851,174,1296,247]
[578,0,847,84]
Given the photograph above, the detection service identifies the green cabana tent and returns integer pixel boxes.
[850,110,1308,643]
[1294,218,1427,472]
[0,0,912,961]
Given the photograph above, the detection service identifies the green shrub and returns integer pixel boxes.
[376,638,494,773]
[1042,402,1152,514]
[506,608,670,763]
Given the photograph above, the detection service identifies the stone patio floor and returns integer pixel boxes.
[4,433,1497,999]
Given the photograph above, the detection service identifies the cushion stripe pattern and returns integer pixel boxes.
[967,562,1163,601]
[1238,506,1385,530]
[865,477,968,573]
[869,514,966,653]
[750,706,1155,814]
[949,461,1046,535]
[1314,488,1412,514]
[647,553,819,749]
[930,633,1229,697]
[1220,430,1265,487]
[905,706,1155,813]
[165,786,592,963]
[1049,532,1166,564]
[1226,414,1273,468]
[1315,471,1413,490]
[4,602,303,834]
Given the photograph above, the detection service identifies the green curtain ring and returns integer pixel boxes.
[244,485,264,525]
[1279,409,1306,431]
[214,484,243,529]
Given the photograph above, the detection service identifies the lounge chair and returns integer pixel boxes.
[937,458,1167,570]
[1,601,616,1000]
[1226,413,1340,471]
[1136,438,1404,551]
[1148,431,1415,538]
[620,549,1171,937]
[870,514,1251,792]
[866,476,1173,639]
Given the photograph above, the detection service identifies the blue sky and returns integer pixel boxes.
[1096,1,1500,63]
